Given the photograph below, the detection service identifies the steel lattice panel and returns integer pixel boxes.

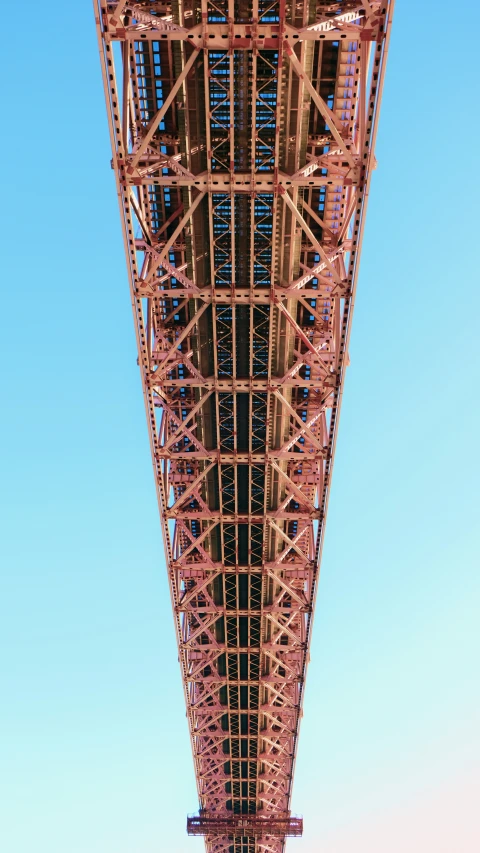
[94,1,394,851]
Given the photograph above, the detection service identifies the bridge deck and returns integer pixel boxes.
[95,2,394,850]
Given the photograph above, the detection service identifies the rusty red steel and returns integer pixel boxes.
[187,813,303,837]
[94,0,394,850]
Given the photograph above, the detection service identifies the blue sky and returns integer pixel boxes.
[0,2,479,851]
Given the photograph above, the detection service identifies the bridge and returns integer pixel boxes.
[94,1,394,850]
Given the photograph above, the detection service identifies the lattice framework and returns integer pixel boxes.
[94,2,394,851]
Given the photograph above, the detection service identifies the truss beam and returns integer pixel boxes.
[94,0,395,850]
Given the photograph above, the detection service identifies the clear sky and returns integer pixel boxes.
[0,2,479,852]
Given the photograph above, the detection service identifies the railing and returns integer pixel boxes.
[186,813,303,837]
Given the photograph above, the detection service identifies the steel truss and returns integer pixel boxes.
[94,1,394,851]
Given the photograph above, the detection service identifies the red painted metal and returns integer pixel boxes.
[187,814,303,837]
[94,1,394,851]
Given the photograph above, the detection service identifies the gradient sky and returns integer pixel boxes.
[1,2,479,851]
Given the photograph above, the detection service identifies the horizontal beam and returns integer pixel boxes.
[135,286,343,301]
[105,22,375,44]
[156,451,326,462]
[122,170,356,190]
[168,511,321,521]
[150,378,336,390]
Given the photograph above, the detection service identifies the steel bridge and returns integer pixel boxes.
[94,1,394,850]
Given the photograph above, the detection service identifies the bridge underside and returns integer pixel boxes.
[95,1,393,851]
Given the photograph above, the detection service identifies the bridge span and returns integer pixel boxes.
[95,1,394,849]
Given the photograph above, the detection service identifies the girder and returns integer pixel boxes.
[94,0,394,851]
